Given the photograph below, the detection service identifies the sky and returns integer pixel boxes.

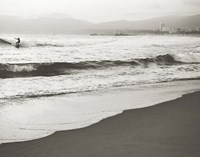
[1,0,200,22]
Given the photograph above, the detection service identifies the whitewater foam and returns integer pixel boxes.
[1,53,199,78]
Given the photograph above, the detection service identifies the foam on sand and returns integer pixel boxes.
[0,80,200,144]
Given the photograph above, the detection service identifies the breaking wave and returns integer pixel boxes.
[0,38,12,45]
[0,54,198,79]
[0,38,64,48]
[0,38,116,48]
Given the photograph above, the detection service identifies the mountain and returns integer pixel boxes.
[95,14,200,30]
[0,14,200,34]
[0,15,94,34]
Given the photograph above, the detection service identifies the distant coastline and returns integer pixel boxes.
[0,14,200,34]
[90,30,200,36]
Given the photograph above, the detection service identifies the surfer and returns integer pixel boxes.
[15,37,20,48]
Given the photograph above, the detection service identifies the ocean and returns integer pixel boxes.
[0,34,200,143]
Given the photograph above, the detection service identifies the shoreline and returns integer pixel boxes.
[0,91,200,157]
[1,80,200,144]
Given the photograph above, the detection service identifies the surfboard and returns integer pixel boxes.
[15,43,20,48]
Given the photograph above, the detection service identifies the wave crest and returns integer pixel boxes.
[0,38,64,48]
[0,54,198,78]
[0,38,12,45]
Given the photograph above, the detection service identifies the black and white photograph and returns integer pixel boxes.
[0,0,200,156]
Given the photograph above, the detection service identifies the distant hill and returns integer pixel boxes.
[94,14,200,30]
[0,14,200,34]
[0,15,94,34]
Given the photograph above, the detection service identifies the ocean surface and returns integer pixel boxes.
[0,34,200,143]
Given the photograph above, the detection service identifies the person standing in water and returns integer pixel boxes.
[15,37,20,48]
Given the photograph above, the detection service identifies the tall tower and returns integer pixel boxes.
[160,23,165,33]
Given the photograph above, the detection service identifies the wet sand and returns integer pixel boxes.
[0,91,200,157]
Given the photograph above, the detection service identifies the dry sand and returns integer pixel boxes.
[0,91,200,157]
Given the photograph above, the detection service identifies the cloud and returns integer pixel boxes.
[183,0,200,6]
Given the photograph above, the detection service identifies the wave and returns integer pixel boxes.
[1,89,94,100]
[0,54,198,79]
[35,43,65,47]
[0,38,115,48]
[0,38,29,48]
[2,76,200,101]
[0,38,64,48]
[171,77,200,82]
[0,38,12,45]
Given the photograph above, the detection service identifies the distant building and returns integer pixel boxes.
[187,28,192,32]
[169,27,181,34]
[162,26,171,33]
[160,23,165,32]
[159,22,200,34]
[160,23,181,34]
[196,27,200,32]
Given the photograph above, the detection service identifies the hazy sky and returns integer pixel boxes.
[1,0,200,22]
